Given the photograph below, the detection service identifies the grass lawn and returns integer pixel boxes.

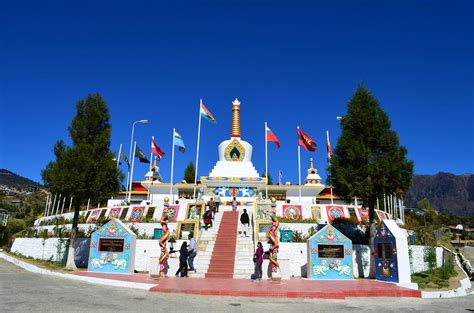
[411,264,462,290]
[5,251,88,272]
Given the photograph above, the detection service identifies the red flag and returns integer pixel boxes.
[297,128,316,152]
[151,136,165,159]
[266,125,280,149]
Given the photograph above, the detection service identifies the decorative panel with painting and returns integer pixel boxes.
[88,218,136,274]
[325,206,346,224]
[307,224,353,280]
[282,205,302,220]
[129,207,144,223]
[374,221,399,283]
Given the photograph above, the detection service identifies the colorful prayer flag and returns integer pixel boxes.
[326,130,333,159]
[135,144,150,163]
[174,130,186,152]
[266,125,280,149]
[200,102,217,123]
[119,148,130,168]
[151,136,165,160]
[297,128,317,152]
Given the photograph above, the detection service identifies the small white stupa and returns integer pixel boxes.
[304,158,322,185]
[208,98,260,179]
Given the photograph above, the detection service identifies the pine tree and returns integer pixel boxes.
[183,161,196,184]
[42,93,123,270]
[262,170,273,185]
[330,85,413,265]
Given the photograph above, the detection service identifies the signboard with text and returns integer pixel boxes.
[307,224,353,280]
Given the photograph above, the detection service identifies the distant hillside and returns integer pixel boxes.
[405,172,474,217]
[0,169,42,191]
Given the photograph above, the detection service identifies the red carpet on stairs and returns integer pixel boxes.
[205,211,239,279]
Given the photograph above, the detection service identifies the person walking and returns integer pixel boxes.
[188,233,197,273]
[175,242,189,277]
[240,209,250,237]
[252,242,264,280]
[214,195,220,213]
[232,197,238,211]
[202,208,213,230]
[208,197,217,219]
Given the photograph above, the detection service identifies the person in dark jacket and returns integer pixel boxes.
[240,209,250,237]
[252,241,264,280]
[203,208,213,230]
[175,242,189,277]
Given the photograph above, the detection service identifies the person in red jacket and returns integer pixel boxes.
[252,241,264,280]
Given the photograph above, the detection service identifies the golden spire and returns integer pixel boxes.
[231,98,241,138]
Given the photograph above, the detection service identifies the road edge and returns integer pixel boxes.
[0,252,157,291]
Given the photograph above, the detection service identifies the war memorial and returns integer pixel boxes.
[9,98,454,298]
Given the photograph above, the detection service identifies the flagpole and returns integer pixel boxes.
[147,136,154,203]
[51,194,57,216]
[44,193,49,217]
[265,122,268,200]
[170,128,176,202]
[61,196,66,214]
[193,99,203,201]
[297,126,301,203]
[116,144,122,168]
[128,141,137,203]
[326,130,334,205]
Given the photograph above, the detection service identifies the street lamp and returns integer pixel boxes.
[336,116,344,121]
[127,119,149,200]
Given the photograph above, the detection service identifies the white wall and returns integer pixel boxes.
[10,237,90,267]
[11,237,446,277]
[409,245,444,274]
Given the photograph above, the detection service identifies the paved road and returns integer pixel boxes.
[0,259,473,313]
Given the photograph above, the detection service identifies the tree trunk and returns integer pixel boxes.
[65,204,80,271]
[368,196,377,278]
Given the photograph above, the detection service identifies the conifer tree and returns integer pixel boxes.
[183,161,196,184]
[330,85,413,260]
[42,93,123,270]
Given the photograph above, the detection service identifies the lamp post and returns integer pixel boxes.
[127,119,149,201]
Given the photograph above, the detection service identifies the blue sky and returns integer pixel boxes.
[0,1,473,185]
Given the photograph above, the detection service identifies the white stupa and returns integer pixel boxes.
[304,158,322,185]
[203,98,263,187]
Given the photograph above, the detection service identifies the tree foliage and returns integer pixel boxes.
[261,170,273,185]
[183,161,196,184]
[329,85,414,249]
[41,94,123,206]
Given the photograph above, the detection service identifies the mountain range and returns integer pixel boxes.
[0,169,42,193]
[1,169,473,216]
[405,172,474,217]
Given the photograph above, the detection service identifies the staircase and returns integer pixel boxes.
[190,212,224,278]
[205,211,239,278]
[233,208,256,278]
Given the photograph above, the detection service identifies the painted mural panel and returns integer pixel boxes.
[162,205,179,222]
[108,207,121,219]
[87,209,100,224]
[208,186,257,198]
[307,225,353,280]
[282,205,302,220]
[186,203,204,220]
[357,207,369,224]
[254,202,274,221]
[311,206,321,221]
[325,206,345,224]
[88,219,136,274]
[374,222,399,283]
[129,207,144,223]
[375,210,385,222]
